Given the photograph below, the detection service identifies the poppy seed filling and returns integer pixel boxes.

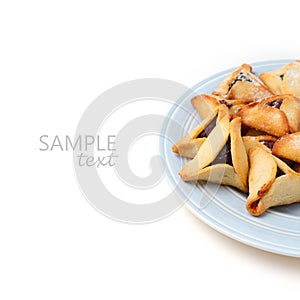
[228,72,253,92]
[264,99,283,109]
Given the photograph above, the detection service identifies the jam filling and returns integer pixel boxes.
[264,99,283,109]
[197,116,217,138]
[292,162,300,173]
[218,99,232,108]
[197,118,232,166]
[228,72,253,92]
[241,124,251,136]
[276,168,285,177]
[259,140,275,150]
[212,138,232,166]
[250,200,260,213]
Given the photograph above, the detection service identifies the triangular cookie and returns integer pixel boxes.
[246,146,300,216]
[260,61,300,97]
[171,107,219,158]
[272,132,300,163]
[191,93,250,120]
[237,99,289,137]
[259,94,300,132]
[213,64,273,101]
[242,135,277,153]
[178,114,249,192]
[172,104,232,158]
[237,94,300,136]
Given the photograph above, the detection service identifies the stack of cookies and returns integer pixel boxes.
[173,61,300,216]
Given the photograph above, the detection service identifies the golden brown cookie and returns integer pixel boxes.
[179,116,249,192]
[171,106,221,158]
[237,101,289,137]
[259,94,300,133]
[246,146,300,216]
[255,174,300,214]
[213,64,273,101]
[272,133,300,163]
[259,64,291,94]
[191,94,250,120]
[248,173,300,216]
[260,61,300,97]
[259,72,284,95]
[190,94,221,120]
[242,135,278,153]
[283,62,300,97]
[246,147,277,216]
[178,105,230,180]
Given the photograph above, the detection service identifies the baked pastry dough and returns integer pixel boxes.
[179,115,249,192]
[259,94,300,132]
[252,174,300,215]
[237,101,289,137]
[171,107,219,158]
[283,62,300,97]
[259,64,291,94]
[246,146,300,216]
[242,135,277,153]
[213,64,273,101]
[246,147,277,216]
[272,132,300,163]
[178,105,230,180]
[191,94,250,120]
[172,61,300,217]
[238,94,300,135]
[190,94,222,120]
[242,127,270,136]
[260,61,300,97]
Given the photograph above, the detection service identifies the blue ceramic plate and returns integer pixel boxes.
[160,60,300,257]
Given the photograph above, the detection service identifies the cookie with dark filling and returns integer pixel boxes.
[260,94,300,133]
[283,61,300,97]
[172,61,300,217]
[242,135,278,153]
[259,64,291,94]
[171,106,224,159]
[272,132,300,163]
[237,100,289,137]
[212,64,273,101]
[191,93,251,120]
[260,61,300,97]
[246,146,300,216]
[178,116,249,192]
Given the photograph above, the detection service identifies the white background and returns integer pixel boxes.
[1,1,300,299]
